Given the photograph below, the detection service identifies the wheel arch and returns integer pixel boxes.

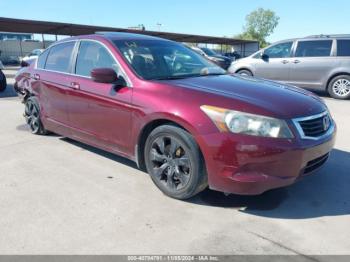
[326,72,350,90]
[235,68,254,75]
[135,118,203,172]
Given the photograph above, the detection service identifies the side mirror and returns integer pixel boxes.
[261,53,269,61]
[91,68,118,83]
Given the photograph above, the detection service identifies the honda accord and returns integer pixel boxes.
[15,32,336,199]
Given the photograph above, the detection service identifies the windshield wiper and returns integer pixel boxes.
[200,72,227,76]
[151,72,226,81]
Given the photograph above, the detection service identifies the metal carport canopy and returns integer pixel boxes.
[0,17,257,45]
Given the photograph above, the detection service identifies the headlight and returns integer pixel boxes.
[201,105,293,138]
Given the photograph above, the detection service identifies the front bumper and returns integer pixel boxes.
[196,128,336,195]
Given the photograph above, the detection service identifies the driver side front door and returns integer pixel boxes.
[254,41,294,82]
[65,40,133,156]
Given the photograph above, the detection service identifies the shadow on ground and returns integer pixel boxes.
[60,137,139,170]
[0,84,18,98]
[55,135,350,219]
[189,149,350,219]
[309,89,329,98]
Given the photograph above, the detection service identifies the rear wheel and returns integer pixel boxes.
[144,125,207,200]
[328,75,350,100]
[24,96,48,135]
[0,70,6,92]
[237,69,253,77]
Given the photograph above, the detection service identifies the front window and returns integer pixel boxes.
[113,40,225,80]
[75,41,121,77]
[295,40,332,57]
[252,51,262,59]
[263,42,293,58]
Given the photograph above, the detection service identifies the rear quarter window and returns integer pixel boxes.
[45,42,76,73]
[37,49,49,69]
[337,40,350,56]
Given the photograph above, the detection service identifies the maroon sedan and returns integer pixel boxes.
[15,33,336,199]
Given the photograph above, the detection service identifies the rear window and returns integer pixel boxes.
[337,40,350,56]
[45,42,75,73]
[37,49,49,69]
[295,40,332,57]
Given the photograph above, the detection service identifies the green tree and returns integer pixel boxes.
[237,8,280,47]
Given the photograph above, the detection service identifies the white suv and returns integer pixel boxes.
[229,35,350,100]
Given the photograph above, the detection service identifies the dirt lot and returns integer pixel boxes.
[0,67,349,255]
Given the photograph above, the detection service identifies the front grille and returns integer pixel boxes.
[303,153,329,174]
[294,112,332,139]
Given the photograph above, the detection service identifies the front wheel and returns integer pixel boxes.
[144,125,207,200]
[328,75,350,99]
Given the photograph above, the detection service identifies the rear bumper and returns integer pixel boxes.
[196,128,336,195]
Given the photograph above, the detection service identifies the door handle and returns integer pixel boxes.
[33,74,40,80]
[281,60,289,64]
[293,60,301,64]
[70,82,80,90]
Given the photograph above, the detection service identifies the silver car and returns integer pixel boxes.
[229,35,350,99]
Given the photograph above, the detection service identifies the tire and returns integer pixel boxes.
[0,70,6,92]
[144,125,207,200]
[24,96,48,135]
[327,75,350,100]
[237,69,253,77]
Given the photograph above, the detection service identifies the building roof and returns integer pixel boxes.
[0,17,258,45]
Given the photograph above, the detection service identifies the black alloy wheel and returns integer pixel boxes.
[144,125,207,199]
[24,97,48,135]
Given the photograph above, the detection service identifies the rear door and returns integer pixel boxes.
[254,41,294,82]
[65,40,133,155]
[289,39,337,89]
[35,41,77,135]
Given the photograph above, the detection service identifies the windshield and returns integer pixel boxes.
[201,47,218,56]
[113,40,225,80]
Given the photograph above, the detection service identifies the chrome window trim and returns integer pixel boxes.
[35,38,133,87]
[292,111,335,140]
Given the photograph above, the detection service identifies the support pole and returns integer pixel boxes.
[19,39,23,58]
[41,34,45,48]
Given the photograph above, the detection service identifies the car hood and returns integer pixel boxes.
[166,74,326,119]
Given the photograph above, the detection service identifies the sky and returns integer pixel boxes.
[0,0,349,42]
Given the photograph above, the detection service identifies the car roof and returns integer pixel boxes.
[54,32,172,46]
[271,34,350,45]
[303,34,350,39]
[95,32,169,42]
